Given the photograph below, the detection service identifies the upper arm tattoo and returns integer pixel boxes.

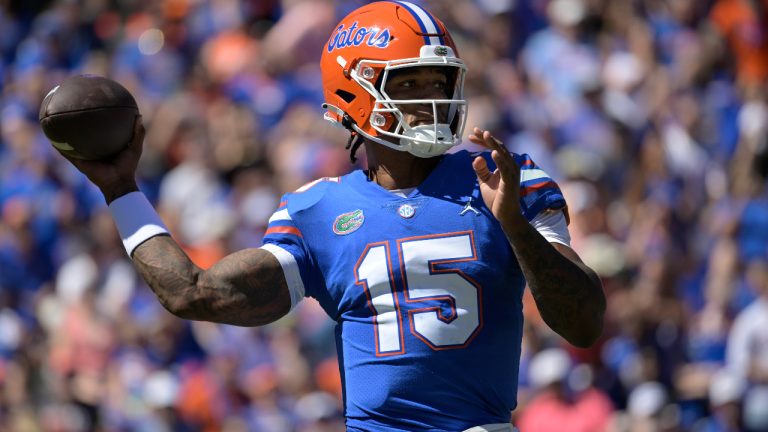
[132,235,292,326]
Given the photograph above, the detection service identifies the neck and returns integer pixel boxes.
[363,141,442,190]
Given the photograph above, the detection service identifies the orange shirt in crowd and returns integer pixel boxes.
[518,388,614,432]
[710,0,768,85]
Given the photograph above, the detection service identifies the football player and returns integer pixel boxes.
[62,2,605,431]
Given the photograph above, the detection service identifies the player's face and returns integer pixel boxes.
[383,66,451,128]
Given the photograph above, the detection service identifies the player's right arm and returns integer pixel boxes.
[58,117,292,326]
[131,237,292,326]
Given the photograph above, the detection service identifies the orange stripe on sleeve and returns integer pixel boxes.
[265,226,303,237]
[520,180,557,197]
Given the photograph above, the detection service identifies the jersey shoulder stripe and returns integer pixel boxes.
[268,208,291,224]
[264,176,348,242]
[519,168,550,183]
[512,153,567,221]
[265,225,303,237]
[520,179,558,197]
[266,206,301,238]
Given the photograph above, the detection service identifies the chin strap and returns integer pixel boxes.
[323,102,366,163]
[345,131,365,163]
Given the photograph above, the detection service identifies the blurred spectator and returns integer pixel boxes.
[691,368,746,432]
[627,381,682,431]
[725,257,768,383]
[518,348,613,432]
[708,0,768,88]
[521,0,600,124]
[742,386,768,431]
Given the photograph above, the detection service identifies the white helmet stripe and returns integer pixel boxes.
[396,1,444,45]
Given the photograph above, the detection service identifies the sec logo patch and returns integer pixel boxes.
[398,204,415,219]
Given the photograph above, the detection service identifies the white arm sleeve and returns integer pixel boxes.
[531,210,571,247]
[108,192,170,256]
[259,244,306,309]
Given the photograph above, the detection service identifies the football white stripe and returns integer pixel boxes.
[268,209,291,224]
[44,85,60,100]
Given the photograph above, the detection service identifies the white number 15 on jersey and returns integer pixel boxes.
[355,231,482,356]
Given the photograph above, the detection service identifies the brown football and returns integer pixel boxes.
[39,75,139,160]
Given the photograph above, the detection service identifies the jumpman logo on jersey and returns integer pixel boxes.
[460,197,480,216]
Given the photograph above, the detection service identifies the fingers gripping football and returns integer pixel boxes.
[63,116,145,204]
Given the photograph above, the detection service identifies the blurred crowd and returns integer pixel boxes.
[1,0,768,430]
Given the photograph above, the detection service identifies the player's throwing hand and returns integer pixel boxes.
[61,116,144,204]
[468,126,523,223]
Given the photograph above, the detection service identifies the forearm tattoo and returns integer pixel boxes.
[504,222,605,346]
[132,235,290,326]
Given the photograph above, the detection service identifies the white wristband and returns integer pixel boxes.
[108,192,169,256]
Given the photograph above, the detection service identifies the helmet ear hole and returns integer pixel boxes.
[336,89,356,103]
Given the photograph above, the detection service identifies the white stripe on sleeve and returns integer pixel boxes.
[268,208,292,224]
[519,168,550,183]
[260,243,306,308]
[530,209,571,247]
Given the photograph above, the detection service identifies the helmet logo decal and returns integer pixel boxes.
[434,46,448,56]
[327,22,391,53]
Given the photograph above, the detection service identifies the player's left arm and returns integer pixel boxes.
[470,128,605,348]
[504,218,604,348]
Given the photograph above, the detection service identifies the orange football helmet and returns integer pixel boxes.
[320,1,468,158]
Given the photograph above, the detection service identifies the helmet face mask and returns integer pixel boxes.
[320,2,468,159]
[356,51,468,158]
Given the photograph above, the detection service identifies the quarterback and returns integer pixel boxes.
[61,2,605,431]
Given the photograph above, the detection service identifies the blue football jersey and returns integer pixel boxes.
[262,150,566,431]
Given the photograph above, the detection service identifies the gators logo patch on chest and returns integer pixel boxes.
[333,209,365,235]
